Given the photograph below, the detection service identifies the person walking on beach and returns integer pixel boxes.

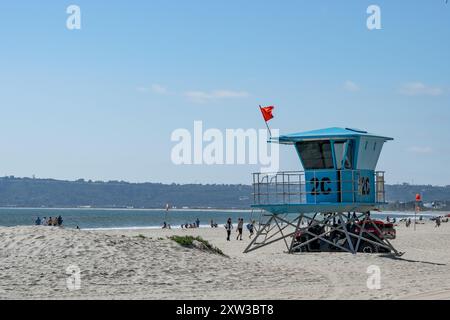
[236,218,244,240]
[247,220,255,239]
[225,218,233,241]
[406,218,411,228]
[435,216,441,228]
[196,218,200,228]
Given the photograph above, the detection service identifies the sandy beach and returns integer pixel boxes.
[0,220,449,300]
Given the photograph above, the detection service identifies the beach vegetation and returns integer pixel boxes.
[169,235,227,257]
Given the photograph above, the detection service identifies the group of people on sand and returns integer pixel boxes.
[224,218,256,241]
[210,220,218,228]
[179,218,200,229]
[401,215,448,228]
[35,216,63,227]
[433,216,449,227]
[166,216,256,241]
[386,216,397,224]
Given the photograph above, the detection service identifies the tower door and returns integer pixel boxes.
[334,140,354,203]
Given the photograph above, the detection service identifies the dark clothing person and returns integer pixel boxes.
[57,216,63,226]
[225,218,233,241]
[247,221,255,239]
[236,218,244,240]
[196,218,200,228]
[35,217,41,226]
[406,218,411,228]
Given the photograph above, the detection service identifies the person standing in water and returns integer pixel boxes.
[236,218,244,240]
[225,218,233,241]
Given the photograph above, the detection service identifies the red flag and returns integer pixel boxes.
[260,106,274,122]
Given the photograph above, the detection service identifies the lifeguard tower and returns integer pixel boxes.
[245,127,401,255]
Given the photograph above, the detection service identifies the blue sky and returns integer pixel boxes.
[0,1,449,185]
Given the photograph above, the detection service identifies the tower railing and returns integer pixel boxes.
[252,170,386,205]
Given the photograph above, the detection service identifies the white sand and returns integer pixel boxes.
[0,221,449,300]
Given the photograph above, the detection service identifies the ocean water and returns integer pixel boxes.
[0,208,253,230]
[0,208,440,230]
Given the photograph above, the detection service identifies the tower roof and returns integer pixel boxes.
[276,127,393,144]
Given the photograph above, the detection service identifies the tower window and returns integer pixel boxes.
[296,141,334,170]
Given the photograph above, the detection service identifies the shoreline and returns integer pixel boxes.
[0,210,445,231]
[0,207,447,215]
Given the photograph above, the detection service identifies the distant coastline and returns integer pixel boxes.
[0,206,252,212]
[1,176,450,211]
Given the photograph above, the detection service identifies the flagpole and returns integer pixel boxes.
[259,105,272,138]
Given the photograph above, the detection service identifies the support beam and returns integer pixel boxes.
[244,210,402,256]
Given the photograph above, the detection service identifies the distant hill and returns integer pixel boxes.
[385,183,450,202]
[383,184,450,211]
[0,177,449,210]
[0,176,252,209]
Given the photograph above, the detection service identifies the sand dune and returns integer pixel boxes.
[0,221,449,299]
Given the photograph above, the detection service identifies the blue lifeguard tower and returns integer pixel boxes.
[245,127,401,255]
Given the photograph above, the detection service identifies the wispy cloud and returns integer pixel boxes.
[151,84,169,95]
[136,84,170,95]
[407,146,433,154]
[184,90,250,103]
[343,80,360,92]
[137,85,249,103]
[136,86,150,93]
[399,82,443,96]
